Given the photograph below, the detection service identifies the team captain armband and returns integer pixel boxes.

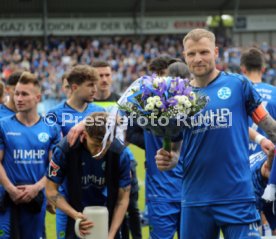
[252,104,268,124]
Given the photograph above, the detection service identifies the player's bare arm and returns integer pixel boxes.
[258,114,276,144]
[108,185,130,239]
[46,179,82,220]
[0,150,26,203]
[249,128,275,155]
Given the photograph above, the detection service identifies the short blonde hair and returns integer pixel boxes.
[183,28,216,45]
[18,72,41,91]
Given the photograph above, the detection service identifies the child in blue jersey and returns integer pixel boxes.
[250,148,276,235]
[0,71,23,118]
[155,29,276,239]
[240,47,276,155]
[0,72,61,239]
[46,112,131,239]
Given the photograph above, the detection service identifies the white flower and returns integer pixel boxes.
[174,104,184,111]
[155,100,163,108]
[145,103,155,111]
[153,96,161,101]
[146,97,155,104]
[184,101,192,108]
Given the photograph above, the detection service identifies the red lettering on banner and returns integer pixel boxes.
[174,21,206,29]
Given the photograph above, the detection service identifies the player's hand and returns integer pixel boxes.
[260,138,275,155]
[17,184,39,203]
[7,185,27,204]
[155,148,177,171]
[75,212,94,237]
[67,121,85,146]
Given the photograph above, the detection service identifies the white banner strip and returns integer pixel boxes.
[0,17,207,36]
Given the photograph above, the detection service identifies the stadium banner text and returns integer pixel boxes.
[0,17,207,36]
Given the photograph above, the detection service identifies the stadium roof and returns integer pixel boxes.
[1,0,276,17]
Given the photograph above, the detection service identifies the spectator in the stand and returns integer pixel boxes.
[1,36,276,102]
[0,81,5,104]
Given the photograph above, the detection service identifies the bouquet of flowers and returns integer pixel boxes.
[118,75,209,151]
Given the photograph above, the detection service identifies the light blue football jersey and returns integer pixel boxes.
[180,72,262,206]
[0,104,15,119]
[0,115,61,184]
[47,101,104,136]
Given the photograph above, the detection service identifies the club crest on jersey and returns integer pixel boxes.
[38,132,49,143]
[217,87,231,100]
[49,160,60,177]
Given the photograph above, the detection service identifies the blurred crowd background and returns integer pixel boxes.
[1,35,276,111]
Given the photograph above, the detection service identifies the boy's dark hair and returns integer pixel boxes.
[148,55,180,74]
[67,65,99,85]
[92,61,111,68]
[240,47,265,72]
[7,70,24,86]
[18,72,41,90]
[85,112,108,142]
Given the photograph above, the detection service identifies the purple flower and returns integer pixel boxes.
[167,97,178,106]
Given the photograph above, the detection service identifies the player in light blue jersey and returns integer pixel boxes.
[46,112,131,239]
[0,71,23,119]
[0,72,61,239]
[47,65,104,136]
[240,47,276,155]
[250,148,276,235]
[156,29,276,239]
